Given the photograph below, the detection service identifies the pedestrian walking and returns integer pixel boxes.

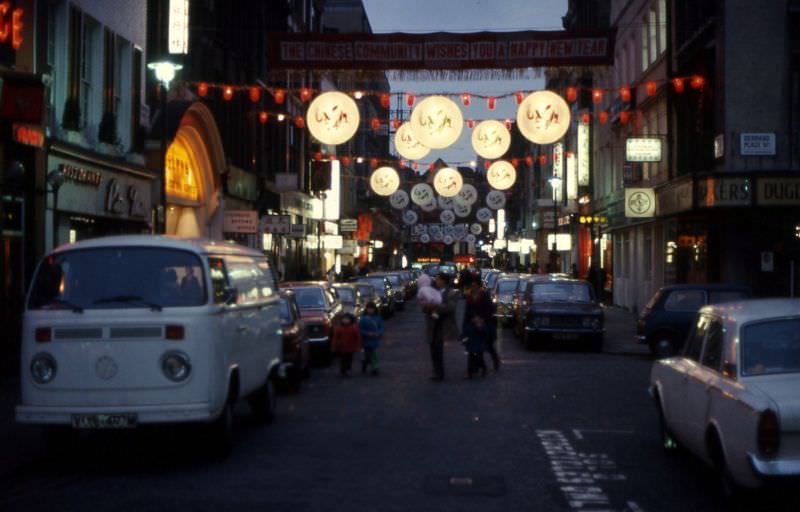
[461,316,489,378]
[424,273,459,382]
[462,274,500,371]
[359,302,384,375]
[331,313,362,377]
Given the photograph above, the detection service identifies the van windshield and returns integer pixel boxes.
[28,247,207,310]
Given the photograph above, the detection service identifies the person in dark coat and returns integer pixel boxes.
[425,273,459,381]
[462,316,489,378]
[332,313,362,377]
[462,274,500,371]
[358,302,384,375]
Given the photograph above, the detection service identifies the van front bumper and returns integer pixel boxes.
[748,453,800,478]
[16,402,214,426]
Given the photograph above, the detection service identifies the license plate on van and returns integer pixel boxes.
[71,414,137,429]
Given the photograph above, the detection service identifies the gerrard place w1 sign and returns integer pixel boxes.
[626,138,662,162]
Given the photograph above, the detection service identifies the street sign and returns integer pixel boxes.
[340,218,357,232]
[288,223,306,238]
[626,138,662,162]
[223,210,258,233]
[740,133,776,155]
[263,215,291,234]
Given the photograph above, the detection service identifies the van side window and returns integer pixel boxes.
[208,258,229,304]
[224,256,259,305]
[664,290,706,312]
[255,259,277,299]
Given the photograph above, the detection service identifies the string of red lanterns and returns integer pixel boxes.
[306,151,562,174]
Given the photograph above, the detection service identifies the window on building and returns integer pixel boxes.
[659,0,667,54]
[649,7,658,64]
[80,15,100,130]
[641,17,649,71]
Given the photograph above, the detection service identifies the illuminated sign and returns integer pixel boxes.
[546,233,572,251]
[624,188,656,218]
[168,0,189,54]
[59,163,103,187]
[165,141,199,202]
[12,123,44,147]
[224,210,258,233]
[324,160,340,220]
[0,1,24,50]
[578,122,590,185]
[566,152,577,200]
[626,138,662,162]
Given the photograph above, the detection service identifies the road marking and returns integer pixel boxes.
[572,428,635,439]
[537,429,641,512]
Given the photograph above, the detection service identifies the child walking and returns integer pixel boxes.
[332,313,361,377]
[358,302,384,375]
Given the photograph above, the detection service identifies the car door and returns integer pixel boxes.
[683,315,725,456]
[661,289,707,350]
[667,314,709,447]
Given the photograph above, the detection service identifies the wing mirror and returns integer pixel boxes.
[222,286,238,306]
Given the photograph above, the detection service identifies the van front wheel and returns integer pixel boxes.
[248,375,276,424]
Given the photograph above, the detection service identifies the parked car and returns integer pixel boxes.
[279,281,343,363]
[520,278,604,351]
[492,275,523,325]
[16,236,282,455]
[484,270,503,292]
[278,291,311,392]
[333,283,364,319]
[650,299,800,498]
[400,270,417,297]
[368,272,406,311]
[638,284,751,358]
[355,276,394,318]
[511,275,553,337]
[353,282,381,312]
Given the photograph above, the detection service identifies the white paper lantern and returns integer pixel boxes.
[433,167,463,198]
[370,166,400,196]
[440,210,456,224]
[306,91,360,145]
[486,190,506,209]
[402,210,418,225]
[443,235,454,245]
[471,120,512,159]
[476,207,493,223]
[454,183,478,207]
[420,233,431,243]
[410,95,464,149]
[487,160,517,190]
[437,195,456,210]
[429,225,442,237]
[466,234,476,243]
[390,190,410,209]
[516,90,571,144]
[394,122,431,161]
[453,202,471,218]
[470,223,483,235]
[443,225,455,237]
[410,183,435,206]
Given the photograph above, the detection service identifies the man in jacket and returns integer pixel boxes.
[428,273,460,381]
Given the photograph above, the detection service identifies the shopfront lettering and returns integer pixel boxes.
[0,1,24,50]
[758,178,800,205]
[105,179,125,214]
[696,178,751,207]
[128,186,146,217]
[60,164,103,187]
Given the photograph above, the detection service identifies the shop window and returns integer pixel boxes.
[641,16,649,71]
[649,7,658,64]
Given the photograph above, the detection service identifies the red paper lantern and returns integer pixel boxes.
[592,89,603,104]
[487,96,496,110]
[223,86,234,101]
[461,93,471,106]
[293,116,304,129]
[619,86,631,102]
[504,119,512,131]
[619,111,630,124]
[258,111,268,124]
[598,111,609,124]
[197,82,209,97]
[525,155,534,166]
[392,119,401,130]
[566,87,578,103]
[646,81,657,96]
[371,118,381,130]
[511,158,519,167]
[428,163,435,172]
[581,112,591,124]
[466,119,475,129]
[539,155,547,165]
[380,93,391,109]
[406,93,416,107]
[300,88,312,102]
[370,158,379,169]
[690,75,705,89]
[399,159,406,168]
[249,87,261,103]
[672,78,685,94]
[273,88,286,104]
[341,156,351,167]
[484,160,492,170]
[515,91,525,105]
[313,152,323,161]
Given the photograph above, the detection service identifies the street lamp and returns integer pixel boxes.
[548,175,563,271]
[46,168,65,251]
[147,60,182,234]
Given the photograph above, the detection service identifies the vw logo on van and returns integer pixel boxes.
[95,356,119,380]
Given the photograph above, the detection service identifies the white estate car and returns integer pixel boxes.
[650,299,800,492]
[16,236,282,455]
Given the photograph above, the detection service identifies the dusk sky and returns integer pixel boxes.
[363,0,568,164]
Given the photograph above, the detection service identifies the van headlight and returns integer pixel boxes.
[31,353,57,384]
[161,351,191,382]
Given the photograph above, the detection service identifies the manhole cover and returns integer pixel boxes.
[423,475,507,496]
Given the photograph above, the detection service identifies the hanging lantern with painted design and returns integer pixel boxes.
[516,90,571,145]
[471,120,511,160]
[394,122,430,161]
[411,183,435,206]
[369,166,400,196]
[410,95,464,149]
[433,167,463,198]
[486,160,517,191]
[306,91,360,145]
[566,87,577,102]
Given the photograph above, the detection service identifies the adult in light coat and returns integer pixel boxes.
[425,273,460,381]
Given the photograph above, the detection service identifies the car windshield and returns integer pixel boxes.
[365,279,386,296]
[27,247,206,310]
[496,280,518,293]
[741,318,800,376]
[335,287,356,304]
[357,285,373,298]
[532,283,592,303]
[291,288,327,308]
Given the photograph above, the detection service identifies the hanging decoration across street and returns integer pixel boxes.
[390,189,410,209]
[410,96,464,149]
[486,160,517,190]
[432,167,463,197]
[486,190,506,209]
[306,91,360,145]
[516,90,571,144]
[369,166,400,196]
[471,120,511,159]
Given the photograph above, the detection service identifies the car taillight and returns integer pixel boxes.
[35,328,51,343]
[757,409,780,458]
[165,325,185,340]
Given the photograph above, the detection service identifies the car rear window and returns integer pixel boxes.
[709,290,749,304]
[663,290,705,312]
[741,318,800,376]
[496,280,518,293]
[335,287,356,304]
[532,282,592,303]
[291,288,327,309]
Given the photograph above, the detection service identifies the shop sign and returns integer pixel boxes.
[740,133,775,156]
[105,179,147,218]
[12,123,44,147]
[168,0,189,54]
[288,223,306,238]
[165,142,199,202]
[0,1,24,52]
[577,122,590,185]
[625,188,656,218]
[263,215,291,234]
[227,165,258,201]
[281,191,319,218]
[626,138,662,162]
[340,218,357,232]
[757,178,800,206]
[656,179,693,215]
[696,177,751,208]
[59,163,103,187]
[223,210,258,233]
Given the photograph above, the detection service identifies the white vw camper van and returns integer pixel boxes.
[16,236,282,453]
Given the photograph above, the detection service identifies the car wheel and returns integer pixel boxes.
[649,334,676,359]
[207,401,234,458]
[656,399,678,452]
[248,375,276,424]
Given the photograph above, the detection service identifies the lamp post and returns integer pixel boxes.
[147,61,182,234]
[46,168,65,251]
[548,175,563,272]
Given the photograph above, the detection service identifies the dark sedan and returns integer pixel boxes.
[279,281,343,363]
[353,277,394,318]
[278,291,311,391]
[522,279,604,352]
[367,272,405,311]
